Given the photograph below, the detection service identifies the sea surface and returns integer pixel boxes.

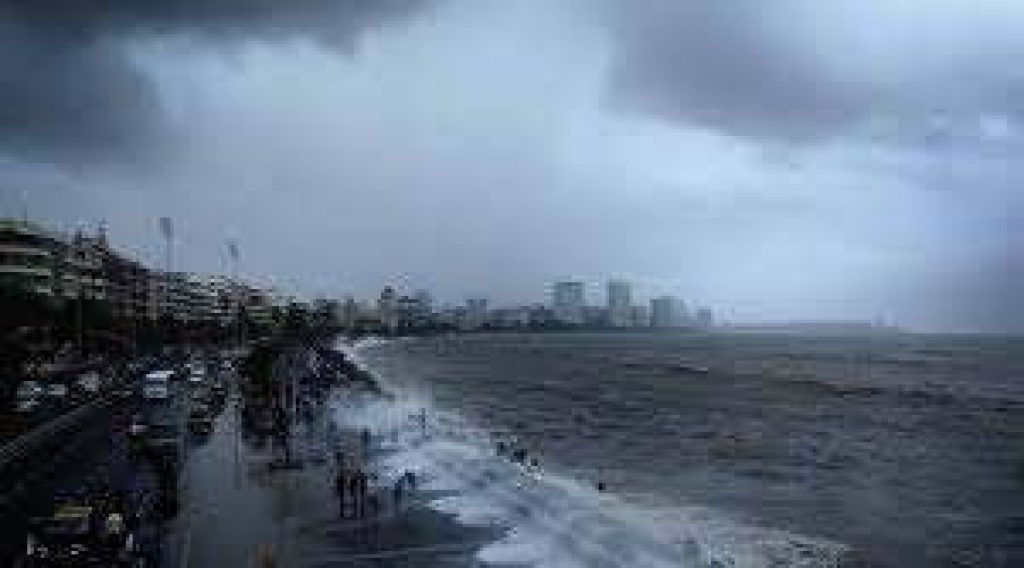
[330,331,1024,567]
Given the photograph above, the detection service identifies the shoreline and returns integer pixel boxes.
[185,339,504,567]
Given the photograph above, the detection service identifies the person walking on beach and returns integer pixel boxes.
[361,428,371,455]
[392,476,404,512]
[404,470,417,492]
[357,470,369,518]
[368,492,380,519]
[334,467,349,517]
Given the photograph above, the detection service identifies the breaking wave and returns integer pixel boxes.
[330,338,849,568]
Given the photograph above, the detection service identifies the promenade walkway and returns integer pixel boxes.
[170,351,496,567]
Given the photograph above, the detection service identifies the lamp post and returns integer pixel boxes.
[227,239,242,350]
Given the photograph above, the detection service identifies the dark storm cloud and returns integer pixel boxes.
[603,1,865,140]
[603,1,1024,143]
[0,0,432,163]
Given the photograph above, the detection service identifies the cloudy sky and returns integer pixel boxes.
[0,0,1020,332]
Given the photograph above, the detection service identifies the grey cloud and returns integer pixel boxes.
[602,1,1024,144]
[603,1,865,141]
[0,0,433,164]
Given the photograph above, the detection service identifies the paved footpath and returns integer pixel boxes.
[170,350,497,568]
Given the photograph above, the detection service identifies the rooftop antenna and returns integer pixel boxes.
[158,217,173,321]
[158,217,173,273]
[20,188,29,223]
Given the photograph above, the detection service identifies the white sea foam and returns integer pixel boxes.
[329,338,849,568]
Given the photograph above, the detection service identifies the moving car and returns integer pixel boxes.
[15,381,44,413]
[45,383,69,400]
[142,370,173,401]
[24,500,141,567]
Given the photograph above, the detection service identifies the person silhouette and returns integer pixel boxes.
[392,477,404,512]
[349,471,362,517]
[334,468,349,517]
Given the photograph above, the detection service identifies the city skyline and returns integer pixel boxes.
[0,213,941,331]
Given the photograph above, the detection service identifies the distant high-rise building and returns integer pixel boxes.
[631,304,650,328]
[650,296,682,328]
[414,289,433,315]
[464,298,488,330]
[695,307,714,328]
[377,286,398,331]
[552,281,585,325]
[607,280,632,327]
[342,296,359,329]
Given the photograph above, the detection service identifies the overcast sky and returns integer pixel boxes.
[0,0,1020,332]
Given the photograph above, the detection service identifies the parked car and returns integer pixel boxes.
[15,381,43,413]
[44,383,69,400]
[25,495,143,566]
[76,371,101,394]
[128,414,148,438]
[142,370,173,401]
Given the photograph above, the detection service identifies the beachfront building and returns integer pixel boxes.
[1,215,283,340]
[607,280,633,327]
[242,285,278,330]
[552,281,585,325]
[83,231,151,322]
[0,218,59,297]
[187,275,237,326]
[56,231,109,304]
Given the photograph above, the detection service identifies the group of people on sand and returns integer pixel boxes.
[496,437,606,491]
[333,463,371,518]
[333,464,419,520]
[496,438,542,472]
[332,430,419,521]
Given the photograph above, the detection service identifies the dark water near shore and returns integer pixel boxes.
[340,331,1024,567]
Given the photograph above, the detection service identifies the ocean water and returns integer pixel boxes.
[329,332,1024,567]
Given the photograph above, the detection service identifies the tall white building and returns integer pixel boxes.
[552,281,585,325]
[607,280,633,327]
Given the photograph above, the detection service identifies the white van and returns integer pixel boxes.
[143,370,174,401]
